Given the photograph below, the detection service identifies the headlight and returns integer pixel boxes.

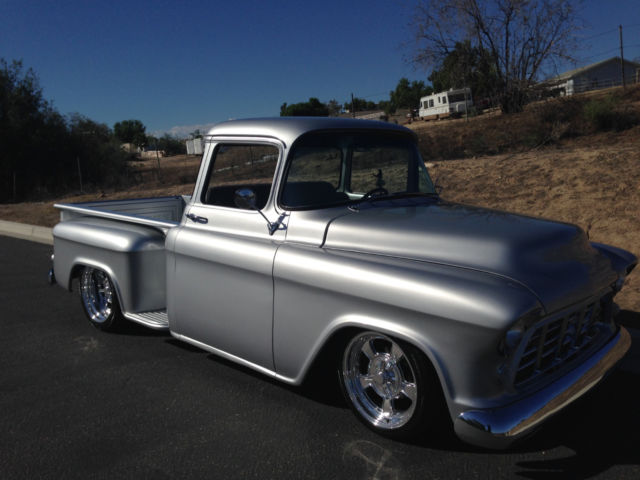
[497,308,542,357]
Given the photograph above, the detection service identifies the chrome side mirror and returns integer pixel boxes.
[234,188,281,236]
[234,188,257,210]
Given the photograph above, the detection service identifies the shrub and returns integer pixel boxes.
[583,95,639,132]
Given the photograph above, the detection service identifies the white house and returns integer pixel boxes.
[549,57,640,96]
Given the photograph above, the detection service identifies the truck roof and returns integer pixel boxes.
[205,117,415,147]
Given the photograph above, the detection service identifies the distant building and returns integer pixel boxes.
[548,57,640,95]
[186,138,204,155]
[120,143,141,154]
[140,149,165,159]
[418,88,472,120]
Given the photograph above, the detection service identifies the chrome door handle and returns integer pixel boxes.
[186,213,208,224]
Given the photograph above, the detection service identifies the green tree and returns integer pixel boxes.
[0,58,131,202]
[428,41,499,105]
[389,78,433,112]
[114,119,147,147]
[154,134,186,156]
[326,99,342,116]
[0,59,70,200]
[344,97,378,112]
[280,98,329,116]
[69,114,129,187]
[378,100,395,116]
[411,0,582,112]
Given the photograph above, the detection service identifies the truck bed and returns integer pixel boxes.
[54,195,189,232]
[52,196,188,329]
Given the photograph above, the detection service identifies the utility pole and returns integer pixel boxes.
[76,156,83,193]
[620,25,626,88]
[351,93,355,118]
[155,139,162,181]
[464,87,469,123]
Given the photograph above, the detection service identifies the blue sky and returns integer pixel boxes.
[1,0,639,136]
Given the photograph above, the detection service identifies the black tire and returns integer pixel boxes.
[339,331,442,440]
[78,266,123,331]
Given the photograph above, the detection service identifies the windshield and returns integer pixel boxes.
[280,132,436,209]
[448,93,468,103]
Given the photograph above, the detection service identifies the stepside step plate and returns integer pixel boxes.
[124,310,169,330]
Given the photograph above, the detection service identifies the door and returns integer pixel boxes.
[169,140,285,371]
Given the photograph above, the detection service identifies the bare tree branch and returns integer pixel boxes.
[410,0,583,112]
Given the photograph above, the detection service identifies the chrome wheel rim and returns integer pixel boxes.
[342,333,418,429]
[80,268,114,324]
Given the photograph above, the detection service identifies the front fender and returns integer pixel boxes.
[272,244,542,416]
[591,242,637,280]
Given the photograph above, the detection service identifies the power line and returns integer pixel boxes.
[579,23,640,41]
[579,47,620,62]
[578,42,640,63]
[579,27,617,41]
[361,91,390,99]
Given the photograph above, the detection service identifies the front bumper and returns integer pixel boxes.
[454,326,631,449]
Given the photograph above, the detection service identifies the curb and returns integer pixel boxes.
[0,220,53,245]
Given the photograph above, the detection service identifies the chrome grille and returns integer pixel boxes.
[513,296,613,386]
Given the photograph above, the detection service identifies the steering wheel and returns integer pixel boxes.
[361,187,389,201]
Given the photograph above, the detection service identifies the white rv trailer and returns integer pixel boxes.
[418,87,473,120]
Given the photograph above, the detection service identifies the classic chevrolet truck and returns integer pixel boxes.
[50,117,636,448]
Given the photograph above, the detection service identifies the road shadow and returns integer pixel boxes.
[617,309,640,330]
[194,349,348,407]
[111,319,169,337]
[509,367,640,478]
[165,338,209,353]
[159,310,640,476]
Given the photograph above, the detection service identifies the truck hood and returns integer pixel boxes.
[323,200,617,313]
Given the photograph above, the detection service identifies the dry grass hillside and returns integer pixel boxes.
[1,86,639,310]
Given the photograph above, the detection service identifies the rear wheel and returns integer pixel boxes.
[78,266,122,331]
[339,331,440,439]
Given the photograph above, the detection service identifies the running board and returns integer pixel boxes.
[124,310,169,330]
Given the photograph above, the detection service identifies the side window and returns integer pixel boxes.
[201,144,279,209]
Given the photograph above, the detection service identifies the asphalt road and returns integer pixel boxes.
[1,235,639,480]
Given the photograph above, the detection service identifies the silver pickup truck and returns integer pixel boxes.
[50,117,636,448]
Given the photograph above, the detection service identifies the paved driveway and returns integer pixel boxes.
[1,235,639,479]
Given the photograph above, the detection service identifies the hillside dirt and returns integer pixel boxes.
[1,90,639,311]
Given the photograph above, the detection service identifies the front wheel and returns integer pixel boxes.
[339,331,440,439]
[78,266,122,331]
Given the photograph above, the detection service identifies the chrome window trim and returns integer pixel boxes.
[193,137,286,213]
